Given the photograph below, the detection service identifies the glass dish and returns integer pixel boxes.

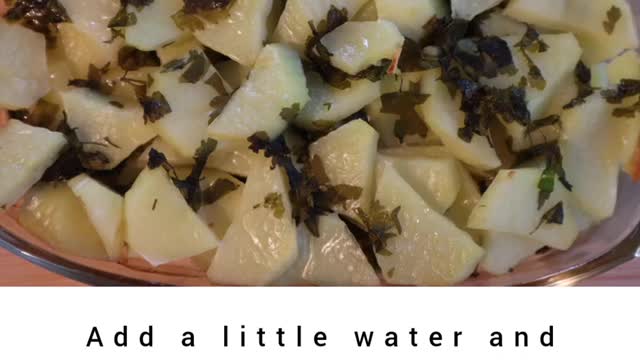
[1,174,639,286]
[1,3,639,286]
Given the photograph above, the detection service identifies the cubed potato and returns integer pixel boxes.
[309,120,379,219]
[375,162,485,285]
[468,168,580,250]
[68,174,124,260]
[273,0,369,53]
[303,214,380,286]
[0,20,50,109]
[61,88,156,170]
[0,120,67,207]
[320,20,404,75]
[124,167,220,266]
[420,69,502,170]
[208,44,309,141]
[208,158,298,285]
[19,183,108,259]
[376,0,447,41]
[125,0,184,50]
[195,0,273,66]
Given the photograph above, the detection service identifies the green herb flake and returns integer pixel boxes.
[380,81,430,143]
[355,201,402,258]
[202,178,239,206]
[117,46,161,71]
[537,144,572,210]
[255,192,286,219]
[172,138,219,211]
[603,6,622,35]
[140,91,172,123]
[180,51,210,84]
[68,64,116,96]
[532,202,564,234]
[280,103,301,122]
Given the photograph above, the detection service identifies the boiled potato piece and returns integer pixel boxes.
[59,0,120,42]
[208,44,309,141]
[479,11,528,38]
[445,161,484,243]
[208,159,298,285]
[125,0,183,50]
[303,214,380,286]
[140,138,261,178]
[273,0,369,53]
[273,226,312,286]
[481,33,582,150]
[124,168,219,266]
[0,120,67,207]
[19,183,108,259]
[504,0,639,64]
[309,120,379,218]
[420,69,502,170]
[375,163,485,285]
[149,52,231,157]
[296,72,381,130]
[375,0,446,41]
[561,95,619,221]
[452,0,502,20]
[0,20,50,109]
[468,168,579,250]
[320,20,404,75]
[68,174,124,260]
[379,153,461,213]
[272,230,311,286]
[195,0,273,66]
[57,0,122,76]
[608,51,640,84]
[480,232,544,275]
[353,0,378,21]
[61,88,156,170]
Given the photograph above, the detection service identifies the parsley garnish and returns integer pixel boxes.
[117,46,161,72]
[379,81,430,143]
[247,132,363,236]
[140,91,172,123]
[532,202,564,233]
[254,193,286,219]
[354,201,402,257]
[603,6,622,35]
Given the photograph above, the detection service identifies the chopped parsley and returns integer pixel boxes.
[254,193,286,219]
[247,132,363,236]
[379,81,430,143]
[354,201,402,258]
[532,202,565,234]
[148,138,219,211]
[603,6,622,35]
[280,103,302,122]
[564,61,596,110]
[68,64,116,96]
[537,144,572,210]
[117,46,161,71]
[140,91,172,124]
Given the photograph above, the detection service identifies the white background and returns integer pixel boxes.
[0,287,636,359]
